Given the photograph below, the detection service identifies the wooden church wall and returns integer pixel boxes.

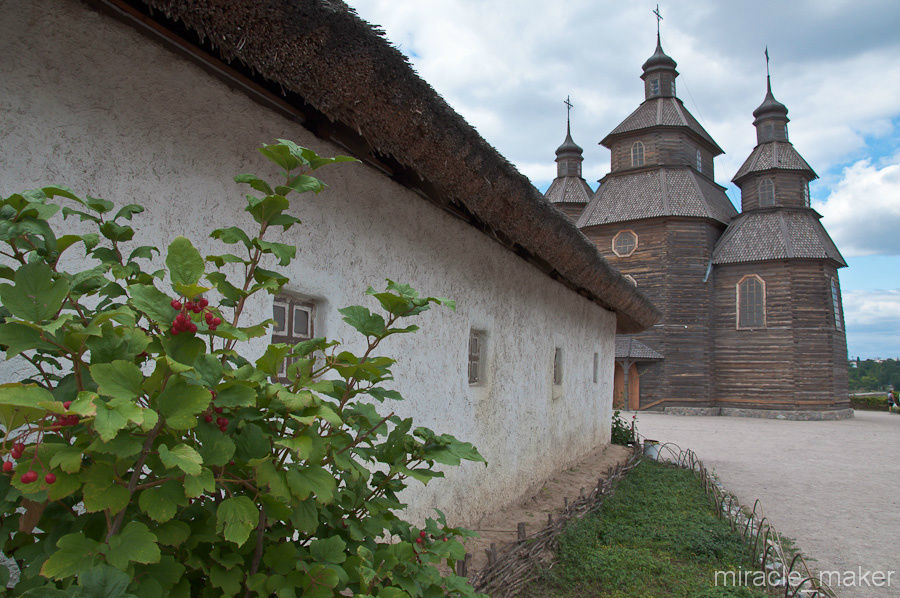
[738,171,812,211]
[609,131,715,178]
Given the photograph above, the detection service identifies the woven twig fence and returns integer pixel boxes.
[466,438,838,598]
[465,443,643,597]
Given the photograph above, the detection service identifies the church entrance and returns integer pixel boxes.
[613,363,640,410]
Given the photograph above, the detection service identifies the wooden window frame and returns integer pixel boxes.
[670,80,676,96]
[468,329,486,385]
[696,149,702,172]
[272,294,316,380]
[803,183,810,207]
[649,77,660,97]
[623,274,637,286]
[736,274,766,330]
[631,141,645,167]
[758,177,775,207]
[553,347,563,386]
[612,230,638,257]
[831,278,843,331]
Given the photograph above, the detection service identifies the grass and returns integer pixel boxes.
[524,460,769,598]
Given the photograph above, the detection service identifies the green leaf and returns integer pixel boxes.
[309,536,347,564]
[90,360,144,400]
[166,237,204,287]
[129,284,176,325]
[247,194,289,225]
[99,221,134,243]
[106,522,161,569]
[0,262,70,321]
[158,443,202,476]
[76,564,132,598]
[254,239,296,266]
[40,532,101,579]
[287,466,335,504]
[82,462,130,513]
[93,397,143,442]
[0,383,56,430]
[280,173,325,194]
[338,306,386,337]
[114,204,144,221]
[85,196,114,213]
[209,565,243,595]
[214,382,256,409]
[234,173,274,195]
[138,481,186,524]
[258,142,302,172]
[153,520,191,547]
[157,376,212,430]
[183,467,215,498]
[50,446,84,473]
[86,435,142,459]
[216,496,258,546]
[195,425,236,467]
[211,226,252,248]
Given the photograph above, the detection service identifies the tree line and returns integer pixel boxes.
[849,358,900,391]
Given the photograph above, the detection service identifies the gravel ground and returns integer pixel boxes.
[635,409,900,598]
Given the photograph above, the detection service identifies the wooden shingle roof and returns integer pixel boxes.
[711,209,846,266]
[112,0,660,332]
[733,141,817,183]
[601,98,724,154]
[544,176,593,205]
[615,336,663,360]
[577,168,737,228]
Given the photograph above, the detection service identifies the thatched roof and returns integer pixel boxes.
[103,0,658,332]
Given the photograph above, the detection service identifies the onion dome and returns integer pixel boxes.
[752,76,788,123]
[555,121,583,157]
[642,34,677,75]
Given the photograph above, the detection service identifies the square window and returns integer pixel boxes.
[273,301,288,335]
[293,305,312,338]
[272,295,316,382]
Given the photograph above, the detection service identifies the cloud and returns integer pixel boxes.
[842,290,900,358]
[815,158,900,257]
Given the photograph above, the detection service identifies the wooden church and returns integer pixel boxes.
[545,35,851,419]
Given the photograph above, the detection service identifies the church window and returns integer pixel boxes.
[631,141,645,167]
[696,149,702,172]
[593,352,599,384]
[612,230,638,257]
[758,177,775,206]
[623,274,637,286]
[831,278,843,330]
[803,183,810,207]
[670,80,676,96]
[737,275,765,329]
[272,294,316,379]
[649,78,660,96]
[553,347,563,385]
[468,329,486,384]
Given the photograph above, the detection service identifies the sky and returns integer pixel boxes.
[345,0,900,359]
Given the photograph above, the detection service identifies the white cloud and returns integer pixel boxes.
[842,289,900,358]
[815,158,900,257]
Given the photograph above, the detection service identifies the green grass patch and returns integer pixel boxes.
[525,460,768,597]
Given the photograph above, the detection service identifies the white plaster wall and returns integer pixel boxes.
[0,0,616,524]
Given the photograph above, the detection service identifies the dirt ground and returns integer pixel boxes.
[461,443,633,572]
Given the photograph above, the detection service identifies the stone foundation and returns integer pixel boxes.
[663,406,854,421]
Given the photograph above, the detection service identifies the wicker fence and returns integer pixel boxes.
[463,439,838,598]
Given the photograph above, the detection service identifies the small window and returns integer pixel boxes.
[468,330,486,384]
[623,274,637,286]
[831,278,842,330]
[737,275,765,329]
[803,183,809,207]
[670,80,676,96]
[612,230,638,257]
[696,149,702,172]
[593,352,599,384]
[631,141,645,167]
[783,124,789,140]
[758,177,775,206]
[553,347,563,385]
[272,294,316,379]
[649,78,660,96]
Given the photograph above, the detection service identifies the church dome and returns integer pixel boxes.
[641,35,677,74]
[555,127,583,156]
[752,78,788,121]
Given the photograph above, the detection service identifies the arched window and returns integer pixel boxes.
[670,80,676,96]
[631,141,645,167]
[758,178,775,206]
[831,278,843,330]
[613,230,638,257]
[623,274,637,286]
[803,183,810,207]
[737,275,765,329]
[649,78,660,96]
[696,149,703,172]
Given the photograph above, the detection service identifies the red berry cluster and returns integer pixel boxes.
[201,390,229,433]
[51,400,78,428]
[4,442,56,485]
[170,297,222,335]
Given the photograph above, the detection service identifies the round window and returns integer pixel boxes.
[613,230,637,257]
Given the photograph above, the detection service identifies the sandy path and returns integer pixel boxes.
[635,410,900,598]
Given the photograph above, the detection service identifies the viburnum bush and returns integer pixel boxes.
[0,140,487,597]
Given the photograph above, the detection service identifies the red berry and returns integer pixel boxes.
[216,417,228,427]
[21,471,37,484]
[188,322,198,334]
[214,406,223,414]
[420,530,427,537]
[44,473,56,485]
[415,537,422,544]
[184,300,195,310]
[198,297,209,308]
[443,537,448,542]
[210,390,217,400]
[208,324,218,332]
[171,299,182,310]
[205,312,214,324]
[204,414,213,423]
[2,461,12,473]
[219,425,228,433]
[212,317,222,326]
[63,401,72,409]
[170,325,179,335]
[13,443,24,453]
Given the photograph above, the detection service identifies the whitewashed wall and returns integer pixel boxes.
[0,0,616,524]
